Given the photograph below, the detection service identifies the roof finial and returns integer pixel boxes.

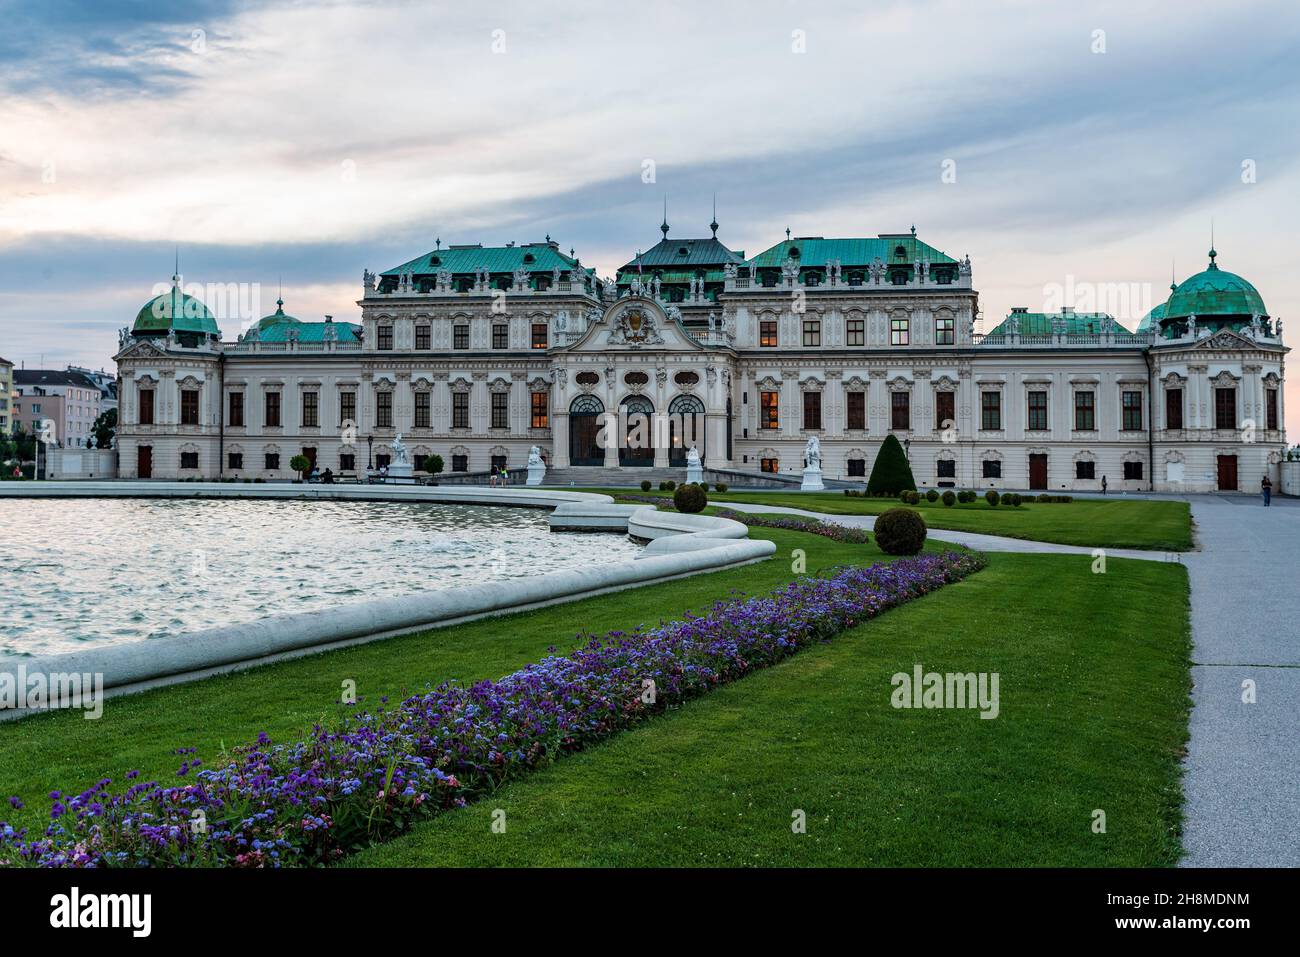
[710,192,719,238]
[910,224,917,237]
[1171,259,1177,292]
[1208,219,1217,268]
[173,246,180,285]
[660,197,669,239]
[435,236,441,250]
[785,226,791,241]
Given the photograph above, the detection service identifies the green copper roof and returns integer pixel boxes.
[132,280,221,336]
[618,237,744,273]
[1163,250,1266,320]
[382,242,589,277]
[249,319,361,344]
[255,299,302,331]
[985,309,1140,339]
[1135,300,1167,334]
[746,234,958,269]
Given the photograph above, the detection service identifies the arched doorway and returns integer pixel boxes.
[668,394,705,466]
[620,395,655,467]
[569,394,605,466]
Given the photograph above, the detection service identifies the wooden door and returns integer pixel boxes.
[1217,455,1237,491]
[1028,453,1048,490]
[137,445,152,479]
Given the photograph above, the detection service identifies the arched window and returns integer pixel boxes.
[570,394,604,415]
[668,394,705,466]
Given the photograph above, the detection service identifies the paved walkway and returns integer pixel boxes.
[712,500,1181,562]
[1180,497,1300,866]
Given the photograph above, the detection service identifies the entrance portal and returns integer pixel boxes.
[619,396,655,467]
[668,394,705,466]
[568,395,605,466]
[1217,454,1238,491]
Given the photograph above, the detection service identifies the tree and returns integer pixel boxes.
[91,408,117,449]
[289,454,312,480]
[427,454,444,476]
[866,434,917,495]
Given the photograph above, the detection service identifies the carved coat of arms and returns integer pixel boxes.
[608,305,665,347]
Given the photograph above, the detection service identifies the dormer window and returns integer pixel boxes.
[523,253,535,264]
[430,256,441,266]
[895,245,906,259]
[789,247,800,259]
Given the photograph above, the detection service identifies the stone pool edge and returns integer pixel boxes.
[0,482,775,718]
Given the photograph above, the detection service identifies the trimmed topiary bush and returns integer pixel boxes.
[665,480,676,491]
[715,482,728,493]
[1010,492,1023,506]
[873,507,928,555]
[866,434,917,496]
[698,482,709,492]
[925,488,939,503]
[899,490,911,502]
[641,480,652,492]
[673,483,707,513]
[905,490,922,505]
[985,489,1000,506]
[942,490,956,507]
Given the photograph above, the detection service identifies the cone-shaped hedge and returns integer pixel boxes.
[866,434,917,495]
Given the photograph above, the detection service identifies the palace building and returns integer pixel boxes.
[113,218,1288,492]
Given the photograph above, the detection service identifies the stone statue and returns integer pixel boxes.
[686,445,701,468]
[1187,314,1197,338]
[390,433,409,466]
[804,435,822,471]
[708,312,717,331]
[363,269,376,290]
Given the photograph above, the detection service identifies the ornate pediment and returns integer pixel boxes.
[115,338,170,361]
[1197,330,1253,351]
[607,303,665,347]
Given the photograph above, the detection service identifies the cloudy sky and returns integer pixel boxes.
[1,0,1297,426]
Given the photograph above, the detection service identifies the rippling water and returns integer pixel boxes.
[0,498,640,656]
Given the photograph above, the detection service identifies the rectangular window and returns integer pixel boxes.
[1121,390,1143,431]
[760,391,779,430]
[980,392,1001,431]
[377,325,393,350]
[180,451,198,469]
[454,325,469,350]
[890,317,909,346]
[376,392,392,429]
[531,392,548,429]
[531,323,548,349]
[265,453,280,470]
[937,459,956,478]
[452,392,469,429]
[1266,389,1278,431]
[802,392,822,430]
[1165,388,1183,430]
[452,453,468,472]
[265,392,281,428]
[491,391,509,429]
[760,457,779,473]
[1076,460,1096,479]
[227,452,243,470]
[760,320,778,348]
[180,389,199,426]
[228,391,244,427]
[414,392,430,428]
[415,325,431,350]
[846,319,864,346]
[490,454,508,472]
[847,458,866,477]
[375,454,390,470]
[1074,391,1095,431]
[891,392,910,431]
[1124,461,1143,481]
[847,391,866,431]
[935,391,955,430]
[982,459,1001,479]
[1215,388,1236,430]
[339,453,355,471]
[302,391,319,428]
[935,316,955,345]
[492,324,509,349]
[340,390,356,426]
[1027,391,1048,431]
[802,320,821,347]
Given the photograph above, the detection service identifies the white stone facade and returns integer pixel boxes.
[114,244,1288,493]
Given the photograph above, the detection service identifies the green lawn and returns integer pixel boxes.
[0,528,1191,867]
[587,488,1192,551]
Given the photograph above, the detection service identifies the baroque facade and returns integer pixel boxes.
[114,224,1288,493]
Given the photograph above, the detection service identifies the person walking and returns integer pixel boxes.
[1101,474,1108,496]
[1261,474,1273,506]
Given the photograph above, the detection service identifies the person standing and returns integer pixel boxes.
[1101,474,1108,496]
[1262,474,1273,506]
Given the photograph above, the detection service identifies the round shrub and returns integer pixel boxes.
[942,490,956,507]
[698,482,709,492]
[925,488,939,503]
[641,480,652,492]
[873,507,928,556]
[1009,492,1023,506]
[673,483,707,513]
[665,480,676,491]
[715,482,729,493]
[985,489,1000,506]
[906,490,922,505]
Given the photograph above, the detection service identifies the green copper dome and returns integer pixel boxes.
[132,278,221,337]
[1163,250,1267,320]
[254,299,301,332]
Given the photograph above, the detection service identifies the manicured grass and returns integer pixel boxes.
[348,553,1191,867]
[0,527,1191,867]
[591,488,1192,551]
[0,527,902,837]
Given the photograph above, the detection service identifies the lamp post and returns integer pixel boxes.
[367,434,373,470]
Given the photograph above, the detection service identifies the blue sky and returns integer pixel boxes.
[1,0,1297,426]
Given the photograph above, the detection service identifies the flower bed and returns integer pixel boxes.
[713,508,871,544]
[1,552,984,868]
